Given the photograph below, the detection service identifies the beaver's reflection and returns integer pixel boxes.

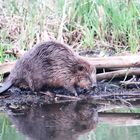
[7,101,98,140]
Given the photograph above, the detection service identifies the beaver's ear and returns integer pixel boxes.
[77,64,84,71]
[72,64,85,73]
[72,63,85,74]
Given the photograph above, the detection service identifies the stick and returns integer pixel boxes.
[40,91,81,100]
[92,92,140,98]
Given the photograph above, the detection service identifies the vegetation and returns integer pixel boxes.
[0,113,26,140]
[0,0,140,63]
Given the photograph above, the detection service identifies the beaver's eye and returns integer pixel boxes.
[78,65,84,71]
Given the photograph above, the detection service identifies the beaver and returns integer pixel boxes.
[0,41,97,96]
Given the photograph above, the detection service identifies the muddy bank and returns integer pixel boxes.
[0,80,140,109]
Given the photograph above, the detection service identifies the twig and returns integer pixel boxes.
[116,96,133,107]
[120,81,140,86]
[55,99,79,103]
[40,91,81,100]
[92,92,140,98]
[125,97,140,101]
[55,94,81,100]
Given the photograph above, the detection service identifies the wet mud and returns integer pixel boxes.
[0,79,140,108]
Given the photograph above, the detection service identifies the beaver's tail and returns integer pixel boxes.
[0,81,12,94]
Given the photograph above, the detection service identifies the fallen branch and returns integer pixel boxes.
[97,68,140,81]
[0,61,15,75]
[120,81,140,86]
[92,92,140,98]
[83,54,140,68]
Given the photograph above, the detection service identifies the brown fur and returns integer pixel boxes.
[1,41,96,95]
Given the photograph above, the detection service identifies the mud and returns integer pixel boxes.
[0,80,139,109]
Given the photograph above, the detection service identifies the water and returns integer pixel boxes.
[0,101,140,140]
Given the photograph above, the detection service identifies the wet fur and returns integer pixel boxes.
[0,41,96,95]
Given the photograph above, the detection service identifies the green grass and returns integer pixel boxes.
[0,0,140,63]
[0,112,27,140]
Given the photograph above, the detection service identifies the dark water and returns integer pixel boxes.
[0,101,140,140]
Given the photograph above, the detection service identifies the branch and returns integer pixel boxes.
[83,54,140,68]
[0,61,15,75]
[97,68,140,81]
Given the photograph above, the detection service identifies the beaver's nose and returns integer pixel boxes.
[91,83,97,89]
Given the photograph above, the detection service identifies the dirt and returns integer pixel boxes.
[0,80,139,109]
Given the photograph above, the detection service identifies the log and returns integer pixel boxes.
[0,61,15,74]
[97,68,140,81]
[83,55,140,68]
[1,55,140,79]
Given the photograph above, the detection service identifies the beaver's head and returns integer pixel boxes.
[73,58,97,94]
